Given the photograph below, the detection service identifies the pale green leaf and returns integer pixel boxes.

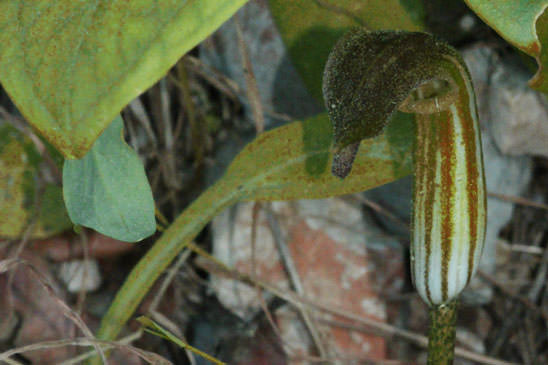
[464,1,548,92]
[63,116,155,242]
[0,0,248,158]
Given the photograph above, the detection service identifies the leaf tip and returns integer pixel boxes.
[331,143,360,179]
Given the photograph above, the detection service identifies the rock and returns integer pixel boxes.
[488,55,548,157]
[461,46,533,303]
[202,0,324,185]
[200,0,322,131]
[58,259,102,293]
[211,198,405,361]
[6,250,73,363]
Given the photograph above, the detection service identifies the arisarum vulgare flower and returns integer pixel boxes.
[323,28,486,364]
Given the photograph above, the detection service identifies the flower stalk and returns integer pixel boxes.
[427,300,458,364]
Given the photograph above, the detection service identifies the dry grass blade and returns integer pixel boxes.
[488,192,548,211]
[145,248,193,364]
[59,332,142,365]
[264,206,328,358]
[138,316,224,365]
[0,258,108,364]
[0,337,172,364]
[148,249,191,313]
[128,98,158,146]
[184,55,241,101]
[479,270,548,321]
[194,256,516,365]
[235,17,265,134]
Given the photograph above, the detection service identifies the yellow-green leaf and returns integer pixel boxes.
[226,112,414,200]
[267,0,424,100]
[464,1,548,92]
[0,124,71,239]
[0,0,248,159]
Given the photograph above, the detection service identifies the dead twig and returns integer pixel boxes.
[147,249,196,365]
[59,331,142,365]
[0,258,108,364]
[264,206,329,359]
[488,192,548,211]
[194,256,515,365]
[235,18,265,134]
[0,336,170,365]
[183,55,241,101]
[478,270,548,321]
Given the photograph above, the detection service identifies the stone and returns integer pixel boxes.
[488,55,548,157]
[200,0,322,131]
[461,46,533,303]
[58,259,102,293]
[211,198,405,361]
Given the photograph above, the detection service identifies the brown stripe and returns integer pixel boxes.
[421,113,438,304]
[438,110,456,302]
[414,114,427,293]
[455,92,482,285]
[445,61,485,286]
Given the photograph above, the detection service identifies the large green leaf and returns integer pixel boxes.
[96,111,414,348]
[0,0,248,159]
[464,1,548,92]
[267,0,424,100]
[63,116,155,242]
[0,124,71,239]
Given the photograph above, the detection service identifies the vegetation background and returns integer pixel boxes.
[0,0,547,364]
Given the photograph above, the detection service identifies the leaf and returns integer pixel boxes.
[464,1,548,92]
[63,116,155,242]
[0,124,71,239]
[267,0,424,100]
[0,0,248,159]
[96,112,414,348]
[225,112,414,200]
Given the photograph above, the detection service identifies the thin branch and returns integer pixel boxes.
[235,18,265,134]
[0,336,171,364]
[195,257,515,365]
[488,192,548,211]
[264,206,328,358]
[0,258,108,364]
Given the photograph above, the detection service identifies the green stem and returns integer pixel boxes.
[92,178,243,364]
[427,299,458,365]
